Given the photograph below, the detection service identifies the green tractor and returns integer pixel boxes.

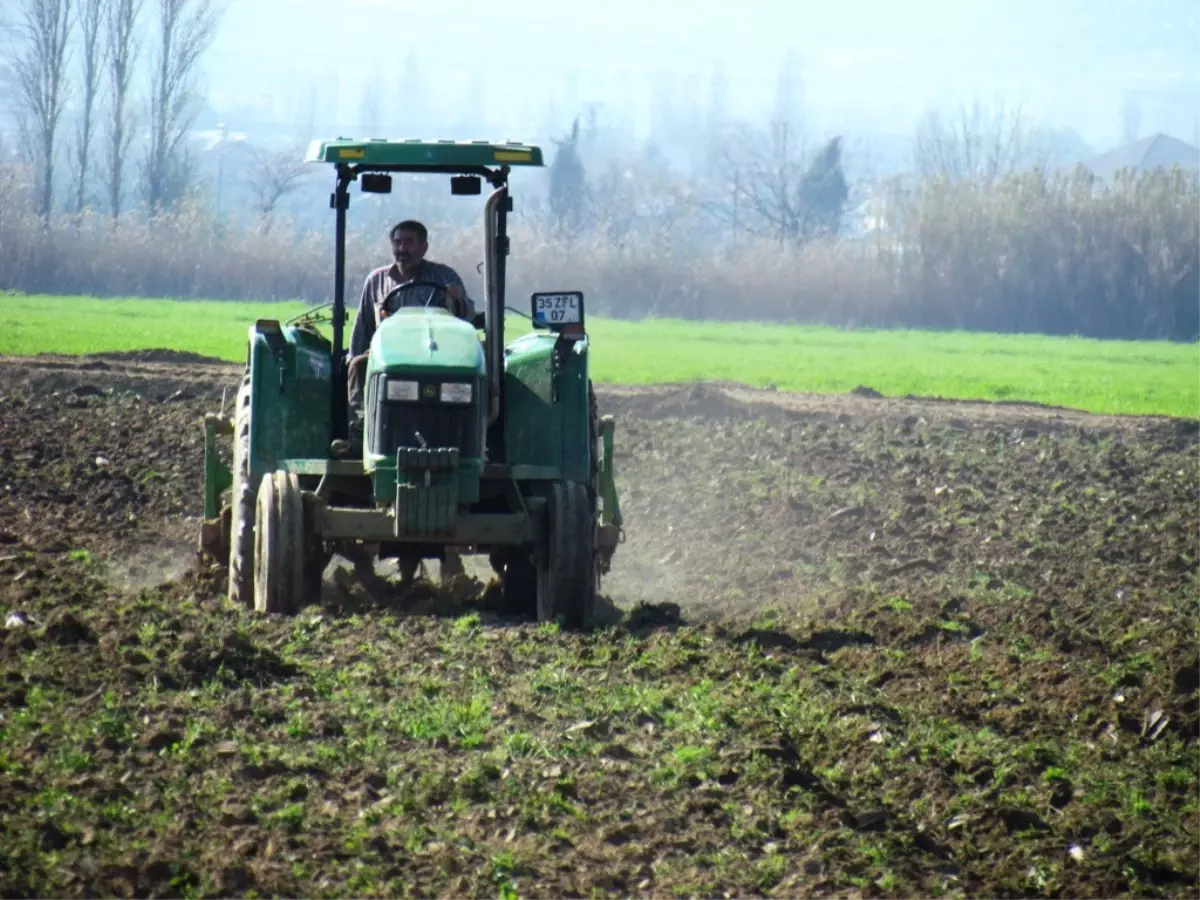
[198,139,623,628]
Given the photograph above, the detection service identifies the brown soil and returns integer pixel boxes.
[0,353,1196,899]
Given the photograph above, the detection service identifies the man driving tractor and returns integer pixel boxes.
[346,219,475,579]
[347,219,475,442]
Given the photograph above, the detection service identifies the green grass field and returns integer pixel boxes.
[1,292,1196,417]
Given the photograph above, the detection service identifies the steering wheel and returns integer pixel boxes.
[380,280,458,317]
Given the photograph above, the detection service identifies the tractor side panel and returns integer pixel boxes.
[247,324,333,478]
[503,335,590,484]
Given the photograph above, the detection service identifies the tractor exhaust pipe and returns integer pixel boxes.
[483,183,508,426]
[330,165,352,440]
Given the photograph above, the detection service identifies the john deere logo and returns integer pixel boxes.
[422,384,437,399]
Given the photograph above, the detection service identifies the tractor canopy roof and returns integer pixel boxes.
[304,138,544,170]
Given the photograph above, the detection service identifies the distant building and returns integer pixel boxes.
[188,126,272,219]
[1076,133,1200,181]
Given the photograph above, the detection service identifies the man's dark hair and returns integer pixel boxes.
[390,219,428,243]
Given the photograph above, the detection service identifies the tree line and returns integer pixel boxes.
[2,0,222,221]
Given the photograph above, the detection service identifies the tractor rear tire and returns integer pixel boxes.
[227,373,259,609]
[253,471,305,616]
[536,481,596,630]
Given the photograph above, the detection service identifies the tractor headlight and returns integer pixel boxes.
[440,382,472,404]
[386,379,419,401]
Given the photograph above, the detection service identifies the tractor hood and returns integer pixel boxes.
[368,307,486,376]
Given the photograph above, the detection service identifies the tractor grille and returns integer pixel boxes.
[370,375,482,459]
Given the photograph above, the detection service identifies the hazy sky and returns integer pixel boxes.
[204,0,1199,150]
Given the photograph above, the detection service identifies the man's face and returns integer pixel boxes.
[391,229,427,270]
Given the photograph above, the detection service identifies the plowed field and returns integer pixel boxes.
[0,352,1196,899]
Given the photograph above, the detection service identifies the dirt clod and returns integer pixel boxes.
[36,823,69,852]
[40,609,96,645]
[1174,664,1200,695]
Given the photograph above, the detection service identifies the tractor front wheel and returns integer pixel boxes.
[536,481,596,630]
[253,470,305,616]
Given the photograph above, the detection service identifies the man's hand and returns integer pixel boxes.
[443,282,465,317]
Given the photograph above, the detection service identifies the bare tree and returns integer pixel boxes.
[284,73,318,146]
[11,0,74,221]
[103,0,141,219]
[912,98,1041,186]
[708,120,811,244]
[701,63,728,173]
[357,75,381,136]
[142,0,221,214]
[704,117,852,246]
[587,152,692,245]
[244,144,311,232]
[548,116,587,237]
[1121,94,1142,145]
[69,0,103,214]
[773,50,803,131]
[0,63,17,134]
[397,50,424,133]
[0,4,19,121]
[705,62,728,132]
